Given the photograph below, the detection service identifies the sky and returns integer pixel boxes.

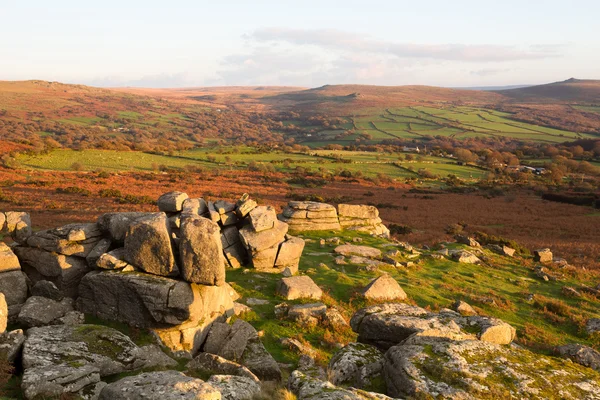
[1,0,599,88]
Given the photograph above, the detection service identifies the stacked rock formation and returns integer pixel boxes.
[278,201,390,237]
[3,192,305,355]
[278,201,341,231]
[337,204,390,237]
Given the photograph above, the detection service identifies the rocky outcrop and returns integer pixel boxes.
[384,332,600,399]
[350,303,516,351]
[288,369,395,400]
[207,375,261,400]
[18,296,74,328]
[21,324,176,399]
[337,204,390,237]
[0,242,20,273]
[556,344,600,371]
[2,211,32,244]
[98,370,219,400]
[279,201,341,232]
[0,270,28,319]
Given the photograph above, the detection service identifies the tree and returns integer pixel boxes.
[455,148,476,164]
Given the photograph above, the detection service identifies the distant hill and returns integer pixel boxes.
[261,84,502,112]
[458,84,533,91]
[495,78,600,103]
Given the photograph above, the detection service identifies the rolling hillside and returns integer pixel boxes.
[496,78,600,103]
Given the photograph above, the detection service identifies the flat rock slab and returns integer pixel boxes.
[207,375,261,400]
[276,276,322,300]
[334,244,382,258]
[99,370,220,400]
[186,352,259,382]
[18,296,73,328]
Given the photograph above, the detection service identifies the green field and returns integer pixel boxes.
[16,148,489,181]
[300,105,598,147]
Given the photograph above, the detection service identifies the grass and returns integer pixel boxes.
[226,229,600,370]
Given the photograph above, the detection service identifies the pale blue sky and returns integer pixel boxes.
[1,0,598,87]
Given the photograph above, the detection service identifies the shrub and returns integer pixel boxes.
[389,224,414,235]
[56,187,91,196]
[98,188,122,198]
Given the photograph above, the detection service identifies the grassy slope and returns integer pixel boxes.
[228,230,600,367]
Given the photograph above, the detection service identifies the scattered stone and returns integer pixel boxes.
[322,308,349,328]
[334,255,347,265]
[157,191,189,212]
[246,298,270,306]
[288,303,327,320]
[288,369,394,400]
[455,234,480,247]
[534,248,553,263]
[236,194,257,218]
[233,302,251,316]
[98,370,219,400]
[361,275,407,301]
[179,216,225,285]
[451,250,481,264]
[334,244,381,258]
[453,300,477,316]
[276,276,322,300]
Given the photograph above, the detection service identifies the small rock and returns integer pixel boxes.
[276,276,322,300]
[361,275,407,301]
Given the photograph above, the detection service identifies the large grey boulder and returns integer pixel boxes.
[0,270,28,318]
[187,352,259,381]
[350,303,516,351]
[203,320,282,381]
[280,201,341,232]
[180,216,225,285]
[361,275,407,301]
[85,237,112,268]
[97,212,152,243]
[77,271,234,354]
[99,370,220,400]
[124,212,177,277]
[18,296,73,327]
[384,333,600,399]
[158,191,189,212]
[451,250,481,264]
[208,375,261,400]
[274,236,305,270]
[328,343,385,391]
[21,324,176,400]
[276,276,322,300]
[0,242,20,272]
[182,197,209,216]
[96,248,131,270]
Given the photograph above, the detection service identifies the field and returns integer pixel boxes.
[16,148,489,181]
[295,105,596,147]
